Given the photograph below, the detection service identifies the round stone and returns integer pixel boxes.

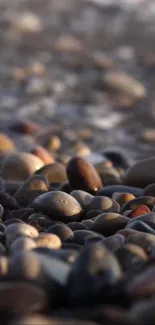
[70,190,94,208]
[123,157,155,188]
[86,196,120,213]
[5,223,39,247]
[1,152,44,181]
[97,185,143,198]
[0,133,16,153]
[35,234,61,250]
[14,175,49,206]
[31,145,55,164]
[92,213,129,236]
[35,162,67,184]
[11,236,37,253]
[32,191,82,222]
[46,224,73,242]
[0,282,48,315]
[66,156,103,194]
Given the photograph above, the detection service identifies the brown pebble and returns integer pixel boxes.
[1,152,44,181]
[14,175,49,206]
[31,145,55,164]
[0,132,16,152]
[112,192,136,206]
[66,156,102,194]
[35,162,67,184]
[10,119,40,135]
[128,205,151,219]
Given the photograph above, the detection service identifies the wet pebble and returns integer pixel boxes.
[13,175,49,206]
[35,234,61,250]
[123,157,155,188]
[86,196,120,213]
[67,243,122,305]
[46,224,73,243]
[5,223,39,247]
[70,190,93,208]
[32,191,82,223]
[97,185,142,198]
[1,152,44,181]
[92,213,129,236]
[66,156,102,194]
[115,243,148,272]
[35,162,67,184]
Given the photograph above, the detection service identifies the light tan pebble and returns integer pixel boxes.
[1,152,44,181]
[5,223,39,248]
[55,35,83,52]
[0,257,9,275]
[35,234,61,250]
[13,13,42,33]
[47,135,62,151]
[103,71,146,99]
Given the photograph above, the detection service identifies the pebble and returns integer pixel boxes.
[121,196,155,213]
[92,213,129,236]
[86,196,120,213]
[10,120,40,136]
[5,223,39,248]
[127,205,151,219]
[46,224,74,242]
[31,145,55,164]
[1,153,44,181]
[143,183,155,196]
[0,282,48,315]
[123,157,155,188]
[97,185,143,198]
[115,243,148,271]
[35,162,67,184]
[9,251,71,294]
[11,236,37,254]
[0,133,16,153]
[32,191,82,223]
[13,175,49,206]
[70,190,94,208]
[35,234,62,250]
[112,192,136,206]
[102,71,146,99]
[67,244,122,305]
[66,156,102,194]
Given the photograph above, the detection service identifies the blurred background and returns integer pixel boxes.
[0,0,155,161]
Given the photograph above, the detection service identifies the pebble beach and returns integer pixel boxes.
[1,0,155,324]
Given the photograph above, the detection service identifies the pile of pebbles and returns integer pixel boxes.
[1,121,155,324]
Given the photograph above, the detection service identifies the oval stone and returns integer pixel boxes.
[5,223,39,247]
[1,152,44,181]
[32,191,82,222]
[86,196,120,213]
[123,157,155,188]
[66,156,102,194]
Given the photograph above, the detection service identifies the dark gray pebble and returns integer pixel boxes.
[97,185,142,198]
[46,224,74,242]
[32,191,82,223]
[92,213,129,237]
